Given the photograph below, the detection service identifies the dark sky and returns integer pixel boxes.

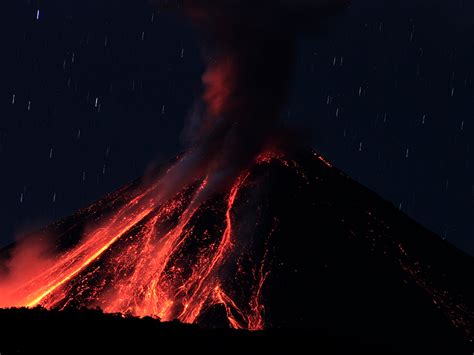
[1,0,473,255]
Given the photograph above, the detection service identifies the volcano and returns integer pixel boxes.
[1,148,473,353]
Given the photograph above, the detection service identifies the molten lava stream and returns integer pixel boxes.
[99,179,212,320]
[176,173,249,323]
[7,180,164,307]
[101,171,263,330]
[4,151,294,330]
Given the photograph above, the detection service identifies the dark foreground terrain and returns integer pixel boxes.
[0,307,399,355]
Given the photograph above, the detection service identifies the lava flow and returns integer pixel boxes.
[0,0,353,332]
[0,150,293,330]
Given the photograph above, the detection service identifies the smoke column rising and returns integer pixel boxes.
[0,0,349,325]
[152,0,350,204]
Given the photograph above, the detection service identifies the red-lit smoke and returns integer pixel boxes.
[0,150,297,330]
[0,0,349,330]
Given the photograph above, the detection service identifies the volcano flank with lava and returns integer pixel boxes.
[1,148,473,353]
[0,0,473,354]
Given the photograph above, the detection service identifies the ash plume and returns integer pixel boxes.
[152,0,349,203]
[0,1,349,312]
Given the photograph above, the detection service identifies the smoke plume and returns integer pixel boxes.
[152,0,349,203]
[0,234,55,307]
[0,1,349,322]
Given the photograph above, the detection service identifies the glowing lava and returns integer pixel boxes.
[0,150,296,330]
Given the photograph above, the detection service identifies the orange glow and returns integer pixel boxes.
[0,151,293,330]
[315,153,333,168]
[202,57,236,117]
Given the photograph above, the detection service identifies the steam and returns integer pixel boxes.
[0,234,54,307]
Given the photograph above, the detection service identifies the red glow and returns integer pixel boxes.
[0,151,290,330]
[202,57,236,117]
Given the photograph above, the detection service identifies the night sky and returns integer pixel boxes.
[1,0,473,255]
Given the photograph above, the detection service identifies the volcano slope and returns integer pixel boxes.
[0,149,473,354]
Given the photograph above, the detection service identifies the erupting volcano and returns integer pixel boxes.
[1,0,473,353]
[0,0,354,329]
[1,148,474,352]
[0,149,292,330]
